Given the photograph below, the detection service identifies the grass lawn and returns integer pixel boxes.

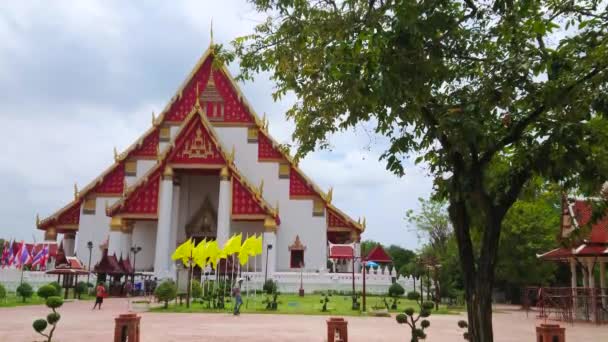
[0,291,94,308]
[152,293,461,317]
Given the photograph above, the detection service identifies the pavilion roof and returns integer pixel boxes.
[94,252,125,275]
[365,245,392,263]
[569,199,608,243]
[328,243,354,259]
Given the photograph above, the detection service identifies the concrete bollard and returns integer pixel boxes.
[535,323,565,342]
[327,317,348,342]
[114,313,141,342]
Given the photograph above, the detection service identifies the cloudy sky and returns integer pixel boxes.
[0,1,433,250]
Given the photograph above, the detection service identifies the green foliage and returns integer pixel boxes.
[46,312,60,325]
[33,295,63,341]
[154,280,177,309]
[47,282,61,295]
[406,198,451,251]
[320,293,330,312]
[16,283,33,302]
[406,291,421,301]
[75,282,88,298]
[224,1,608,340]
[262,279,277,295]
[389,283,405,298]
[397,301,434,342]
[0,283,6,300]
[45,297,63,310]
[191,280,203,299]
[33,319,47,333]
[37,285,58,300]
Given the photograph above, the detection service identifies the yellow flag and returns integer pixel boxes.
[192,239,207,268]
[253,234,263,256]
[205,240,221,270]
[238,236,254,265]
[223,233,242,256]
[171,238,193,265]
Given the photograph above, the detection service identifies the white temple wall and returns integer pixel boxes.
[215,126,328,273]
[135,160,156,181]
[76,196,119,269]
[132,221,157,272]
[176,174,220,244]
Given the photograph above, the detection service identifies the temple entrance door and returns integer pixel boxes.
[185,196,218,282]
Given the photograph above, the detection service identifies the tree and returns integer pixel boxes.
[386,245,416,273]
[396,301,435,342]
[388,282,405,309]
[221,1,608,340]
[407,198,451,252]
[33,296,63,342]
[16,283,33,303]
[154,280,177,309]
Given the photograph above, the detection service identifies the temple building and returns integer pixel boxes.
[36,44,365,280]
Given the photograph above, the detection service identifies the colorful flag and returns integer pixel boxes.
[7,240,16,268]
[16,241,32,268]
[31,244,49,270]
[0,241,9,268]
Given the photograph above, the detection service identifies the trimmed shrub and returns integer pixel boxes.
[75,282,88,299]
[33,296,63,342]
[388,283,405,309]
[0,283,6,300]
[396,301,434,342]
[47,282,61,295]
[262,279,277,295]
[16,282,33,302]
[407,291,421,301]
[191,280,203,299]
[154,280,177,309]
[37,285,58,300]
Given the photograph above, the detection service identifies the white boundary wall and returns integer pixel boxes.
[0,270,96,292]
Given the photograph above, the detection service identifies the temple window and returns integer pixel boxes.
[289,235,306,268]
[83,198,96,215]
[247,127,259,143]
[125,160,137,177]
[159,126,171,142]
[278,163,290,179]
[312,198,325,216]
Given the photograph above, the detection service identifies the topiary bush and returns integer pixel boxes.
[154,280,177,309]
[32,296,63,342]
[47,282,62,295]
[407,291,421,301]
[0,283,6,301]
[75,282,88,299]
[262,279,277,295]
[16,282,33,302]
[457,320,471,340]
[320,293,330,312]
[388,283,405,309]
[396,301,434,342]
[37,285,59,300]
[191,280,203,299]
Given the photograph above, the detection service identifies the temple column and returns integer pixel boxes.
[587,259,596,322]
[108,218,123,258]
[352,232,361,274]
[154,167,175,279]
[216,167,231,246]
[63,233,76,257]
[121,224,133,261]
[168,179,181,278]
[600,261,607,308]
[570,258,578,318]
[262,217,277,277]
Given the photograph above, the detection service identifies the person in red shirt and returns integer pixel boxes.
[92,282,106,310]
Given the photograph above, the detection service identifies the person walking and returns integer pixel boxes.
[92,282,106,310]
[232,278,243,315]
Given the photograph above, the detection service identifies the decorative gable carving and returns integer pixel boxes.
[168,116,225,166]
[288,235,306,251]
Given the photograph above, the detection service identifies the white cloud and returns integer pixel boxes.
[0,1,433,250]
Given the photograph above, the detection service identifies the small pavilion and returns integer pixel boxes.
[365,245,393,272]
[537,195,607,322]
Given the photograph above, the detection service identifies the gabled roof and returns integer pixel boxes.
[328,243,354,259]
[570,199,608,243]
[365,245,392,263]
[107,107,279,221]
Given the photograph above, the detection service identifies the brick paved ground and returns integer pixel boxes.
[0,297,605,341]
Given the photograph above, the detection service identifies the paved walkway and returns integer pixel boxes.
[0,298,606,341]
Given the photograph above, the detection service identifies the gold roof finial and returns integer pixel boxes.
[36,213,40,226]
[210,18,214,46]
[258,179,264,197]
[261,113,267,131]
[275,200,280,215]
[357,217,361,225]
[152,111,157,126]
[113,147,119,162]
[362,217,367,229]
[195,82,202,110]
[156,145,162,162]
[74,183,79,200]
[326,187,333,204]
[228,145,235,164]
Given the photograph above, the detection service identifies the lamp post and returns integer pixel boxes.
[299,261,305,297]
[264,244,273,282]
[86,241,93,285]
[362,260,367,312]
[130,245,142,284]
